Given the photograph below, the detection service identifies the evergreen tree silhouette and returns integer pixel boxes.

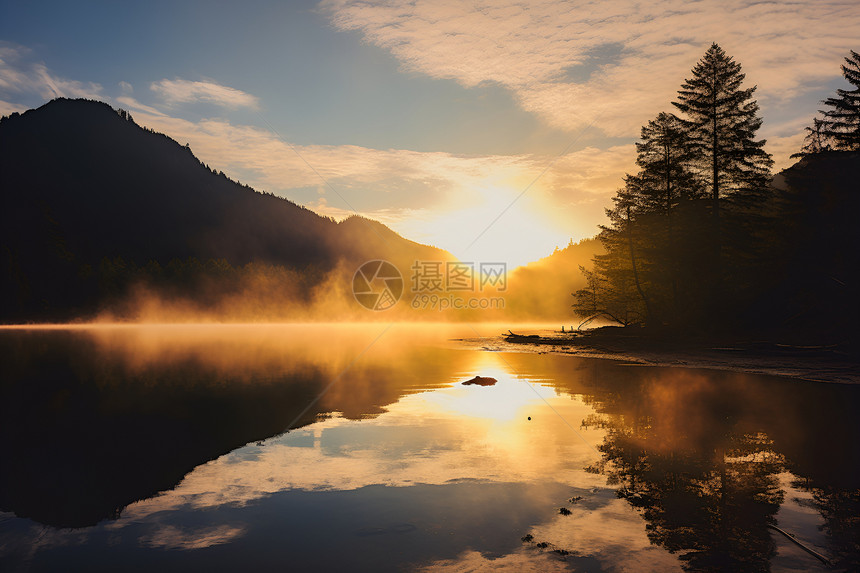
[631,113,703,315]
[673,43,773,219]
[633,112,702,215]
[794,117,832,157]
[818,50,860,151]
[672,43,772,308]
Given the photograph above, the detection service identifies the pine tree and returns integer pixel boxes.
[587,180,655,325]
[672,44,772,315]
[819,50,860,150]
[630,112,703,315]
[634,112,702,216]
[673,43,773,221]
[794,117,831,157]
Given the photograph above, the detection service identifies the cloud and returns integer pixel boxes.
[544,145,637,202]
[150,78,261,110]
[415,550,574,572]
[0,43,103,101]
[130,105,537,202]
[0,99,27,118]
[137,525,245,551]
[114,95,167,117]
[765,133,806,172]
[321,0,860,138]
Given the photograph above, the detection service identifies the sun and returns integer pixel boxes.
[405,185,571,269]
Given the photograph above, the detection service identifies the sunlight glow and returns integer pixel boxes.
[406,185,570,269]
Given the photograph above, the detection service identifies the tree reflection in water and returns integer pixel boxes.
[576,365,857,572]
[792,483,860,570]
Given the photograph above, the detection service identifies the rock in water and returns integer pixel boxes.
[462,376,497,386]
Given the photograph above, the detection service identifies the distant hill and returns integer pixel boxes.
[0,98,451,321]
[502,237,605,322]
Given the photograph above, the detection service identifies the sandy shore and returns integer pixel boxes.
[460,330,860,385]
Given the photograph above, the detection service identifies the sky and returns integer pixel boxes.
[1,0,858,268]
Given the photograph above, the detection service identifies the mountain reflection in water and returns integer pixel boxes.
[0,324,857,572]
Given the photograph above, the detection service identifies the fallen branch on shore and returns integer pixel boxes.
[505,330,540,339]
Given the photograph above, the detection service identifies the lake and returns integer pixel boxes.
[1,324,858,572]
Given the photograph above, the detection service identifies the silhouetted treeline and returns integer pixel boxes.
[573,46,860,348]
[795,50,860,155]
[0,98,449,321]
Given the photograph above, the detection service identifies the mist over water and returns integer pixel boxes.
[1,323,857,571]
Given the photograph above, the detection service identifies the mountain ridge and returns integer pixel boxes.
[0,98,452,320]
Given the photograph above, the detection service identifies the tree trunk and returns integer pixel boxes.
[711,70,723,314]
[665,142,678,312]
[626,205,655,324]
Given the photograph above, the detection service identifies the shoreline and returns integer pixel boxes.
[462,330,860,385]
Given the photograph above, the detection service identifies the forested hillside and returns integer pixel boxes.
[0,99,450,321]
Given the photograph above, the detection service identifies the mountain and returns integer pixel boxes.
[0,98,451,321]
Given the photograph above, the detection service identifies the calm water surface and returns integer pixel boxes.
[0,324,858,572]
